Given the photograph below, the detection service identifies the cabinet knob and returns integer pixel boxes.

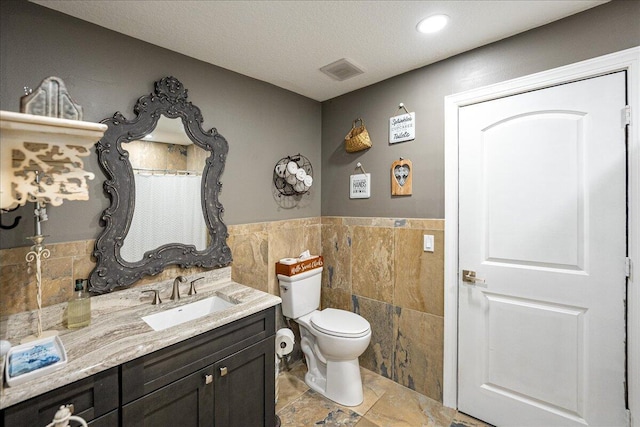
[205,374,213,385]
[220,366,228,377]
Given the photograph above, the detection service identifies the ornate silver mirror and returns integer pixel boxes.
[90,77,232,293]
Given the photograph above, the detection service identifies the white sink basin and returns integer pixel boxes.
[142,296,236,331]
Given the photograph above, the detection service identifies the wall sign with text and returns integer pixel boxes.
[350,173,371,199]
[389,112,415,144]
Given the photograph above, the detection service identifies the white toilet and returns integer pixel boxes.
[278,265,371,407]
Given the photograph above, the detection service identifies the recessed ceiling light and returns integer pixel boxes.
[416,14,449,34]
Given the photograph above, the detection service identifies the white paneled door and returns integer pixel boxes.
[458,72,627,426]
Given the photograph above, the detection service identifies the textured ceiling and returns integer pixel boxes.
[33,0,607,101]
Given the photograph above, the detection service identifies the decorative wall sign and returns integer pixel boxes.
[391,158,412,196]
[350,173,371,199]
[21,76,83,120]
[389,112,415,144]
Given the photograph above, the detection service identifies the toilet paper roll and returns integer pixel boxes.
[295,168,307,181]
[303,175,313,189]
[286,161,298,175]
[275,328,295,357]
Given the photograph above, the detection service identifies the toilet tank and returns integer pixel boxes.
[278,266,322,319]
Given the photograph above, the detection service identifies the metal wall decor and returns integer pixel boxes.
[90,76,232,293]
[273,154,313,197]
[21,76,83,120]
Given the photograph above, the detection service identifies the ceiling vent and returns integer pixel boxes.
[320,58,364,81]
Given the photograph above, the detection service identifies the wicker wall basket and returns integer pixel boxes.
[344,118,372,153]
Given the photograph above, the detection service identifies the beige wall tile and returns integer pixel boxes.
[1,215,446,408]
[394,229,444,316]
[320,216,343,225]
[320,287,352,311]
[353,295,394,380]
[1,263,31,315]
[394,308,444,402]
[405,218,445,231]
[228,229,269,293]
[352,226,394,304]
[228,222,267,235]
[321,223,351,291]
[40,257,74,306]
[342,217,396,227]
[1,245,31,266]
[268,218,320,295]
[166,145,187,171]
[72,255,96,283]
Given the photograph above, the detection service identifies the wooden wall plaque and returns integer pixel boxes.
[391,158,412,196]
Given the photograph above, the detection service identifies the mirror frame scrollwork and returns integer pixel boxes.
[89,76,232,293]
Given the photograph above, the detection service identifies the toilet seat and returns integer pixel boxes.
[310,308,370,338]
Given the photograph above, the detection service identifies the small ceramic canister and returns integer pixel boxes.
[275,163,287,178]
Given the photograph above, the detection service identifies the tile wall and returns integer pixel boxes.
[321,217,445,402]
[0,240,208,316]
[0,216,445,403]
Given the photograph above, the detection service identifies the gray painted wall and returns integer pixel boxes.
[321,0,640,219]
[0,0,321,248]
[2,1,639,249]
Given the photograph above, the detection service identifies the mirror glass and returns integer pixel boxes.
[90,76,232,293]
[120,116,209,262]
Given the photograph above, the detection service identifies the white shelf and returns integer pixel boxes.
[0,110,107,210]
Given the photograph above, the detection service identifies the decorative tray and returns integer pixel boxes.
[4,335,67,387]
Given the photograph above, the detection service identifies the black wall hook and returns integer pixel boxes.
[0,206,22,230]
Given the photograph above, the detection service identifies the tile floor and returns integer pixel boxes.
[276,361,492,427]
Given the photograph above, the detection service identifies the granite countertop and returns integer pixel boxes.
[0,267,281,409]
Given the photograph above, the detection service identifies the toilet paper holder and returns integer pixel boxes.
[275,328,295,358]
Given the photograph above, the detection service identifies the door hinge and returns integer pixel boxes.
[626,257,632,279]
[622,105,631,127]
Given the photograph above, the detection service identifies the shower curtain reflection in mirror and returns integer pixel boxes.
[120,174,206,262]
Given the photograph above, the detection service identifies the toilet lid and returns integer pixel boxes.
[310,308,370,338]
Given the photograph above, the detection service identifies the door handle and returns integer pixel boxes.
[462,270,485,284]
[205,374,213,385]
[220,366,228,377]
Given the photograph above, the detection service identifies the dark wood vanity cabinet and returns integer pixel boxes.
[121,338,275,427]
[121,307,276,427]
[213,338,275,427]
[1,367,119,427]
[1,307,276,427]
[121,365,214,426]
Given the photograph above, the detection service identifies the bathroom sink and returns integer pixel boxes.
[142,296,236,331]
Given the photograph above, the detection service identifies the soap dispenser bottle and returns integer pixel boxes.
[68,279,91,329]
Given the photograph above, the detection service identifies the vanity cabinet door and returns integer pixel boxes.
[213,337,276,427]
[1,367,118,427]
[121,365,214,427]
[121,307,275,405]
[88,409,119,426]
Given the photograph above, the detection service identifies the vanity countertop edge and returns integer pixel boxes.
[0,267,281,409]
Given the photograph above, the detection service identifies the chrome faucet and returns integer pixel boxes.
[170,276,187,300]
